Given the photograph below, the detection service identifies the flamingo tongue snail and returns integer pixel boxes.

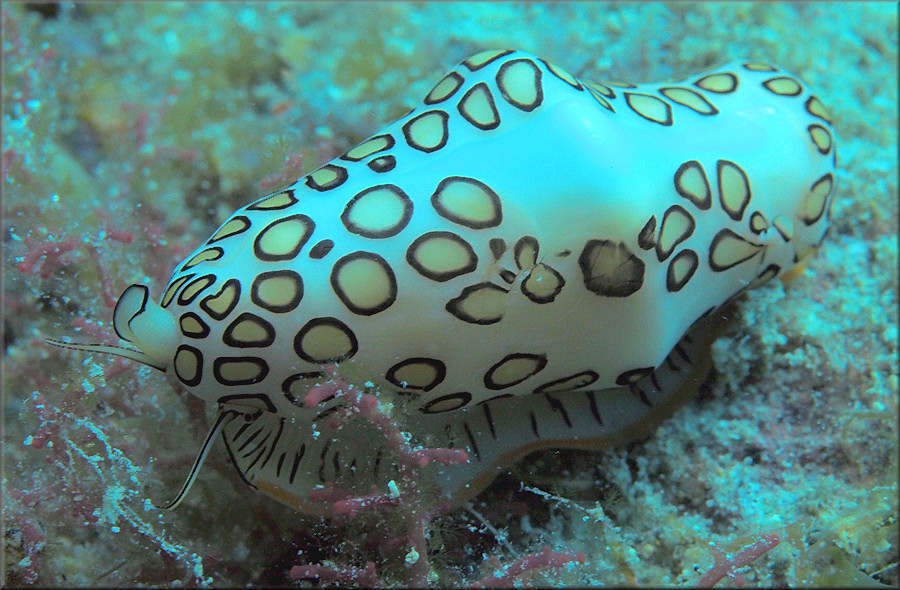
[48,49,837,513]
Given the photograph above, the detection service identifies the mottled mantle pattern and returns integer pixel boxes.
[3,3,896,587]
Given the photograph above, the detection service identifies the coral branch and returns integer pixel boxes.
[698,533,781,588]
[333,491,398,518]
[472,546,586,588]
[85,244,119,308]
[16,237,77,278]
[303,366,469,475]
[295,365,469,585]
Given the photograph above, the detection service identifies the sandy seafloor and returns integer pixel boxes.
[3,2,897,587]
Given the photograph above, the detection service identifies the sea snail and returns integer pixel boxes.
[49,50,837,513]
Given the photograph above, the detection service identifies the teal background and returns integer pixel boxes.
[3,3,897,586]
